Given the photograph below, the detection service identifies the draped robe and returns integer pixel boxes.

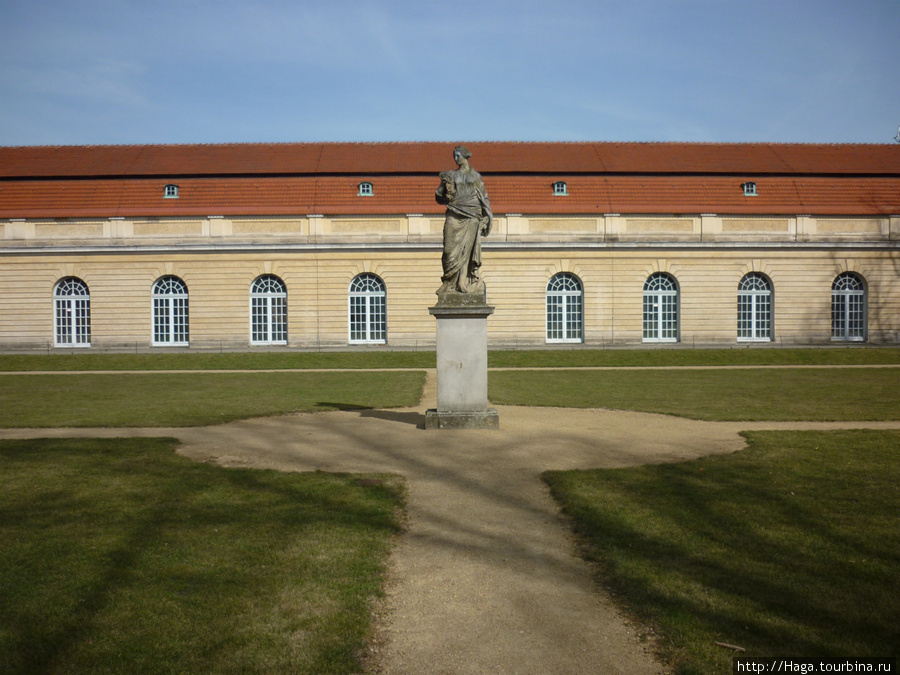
[435,168,491,294]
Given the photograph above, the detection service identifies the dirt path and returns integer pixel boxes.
[4,370,899,674]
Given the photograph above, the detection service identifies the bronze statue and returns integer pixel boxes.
[435,146,493,295]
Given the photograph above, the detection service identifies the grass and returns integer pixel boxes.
[1,347,898,372]
[0,436,405,675]
[490,346,900,368]
[3,347,899,672]
[0,351,436,371]
[0,371,425,427]
[543,430,900,674]
[489,367,900,420]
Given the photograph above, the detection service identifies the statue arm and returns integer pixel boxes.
[475,175,493,236]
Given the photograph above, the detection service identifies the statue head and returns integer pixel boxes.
[453,145,472,163]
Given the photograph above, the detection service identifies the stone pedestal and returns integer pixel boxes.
[425,293,499,430]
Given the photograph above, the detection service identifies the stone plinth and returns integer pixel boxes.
[425,293,499,430]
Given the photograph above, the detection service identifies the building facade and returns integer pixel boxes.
[1,142,898,350]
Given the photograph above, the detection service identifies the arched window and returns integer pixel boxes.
[546,273,583,343]
[152,276,189,346]
[737,273,773,341]
[832,273,866,341]
[349,274,387,344]
[643,273,678,342]
[250,275,287,345]
[54,277,91,347]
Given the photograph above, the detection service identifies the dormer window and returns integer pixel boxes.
[553,181,568,196]
[164,184,179,198]
[742,182,757,196]
[358,182,373,196]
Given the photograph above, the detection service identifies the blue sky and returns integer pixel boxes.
[1,0,898,146]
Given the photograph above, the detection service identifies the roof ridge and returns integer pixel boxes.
[2,140,899,151]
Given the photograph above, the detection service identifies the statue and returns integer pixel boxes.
[435,146,493,296]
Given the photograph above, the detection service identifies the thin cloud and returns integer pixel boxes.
[1,0,898,144]
[2,59,148,108]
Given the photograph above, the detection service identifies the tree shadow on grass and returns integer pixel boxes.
[1,436,404,674]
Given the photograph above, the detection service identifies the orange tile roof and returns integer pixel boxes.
[2,175,898,218]
[1,142,899,217]
[3,141,899,177]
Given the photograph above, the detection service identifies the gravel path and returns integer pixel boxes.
[4,370,898,674]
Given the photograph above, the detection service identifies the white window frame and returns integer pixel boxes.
[54,277,91,348]
[348,274,387,344]
[358,182,373,196]
[164,184,179,198]
[737,273,773,342]
[546,273,583,343]
[643,273,679,343]
[152,276,189,346]
[742,182,757,196]
[832,273,867,342]
[553,181,568,196]
[250,275,288,345]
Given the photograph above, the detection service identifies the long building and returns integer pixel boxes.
[1,141,898,351]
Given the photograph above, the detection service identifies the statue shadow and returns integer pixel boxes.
[316,403,425,429]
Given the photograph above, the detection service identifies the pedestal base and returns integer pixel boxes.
[427,295,499,430]
[425,408,500,430]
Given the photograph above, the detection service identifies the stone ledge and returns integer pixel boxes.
[425,409,500,430]
[429,292,495,318]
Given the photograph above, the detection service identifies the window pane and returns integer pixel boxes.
[847,293,865,339]
[55,300,72,345]
[55,279,90,346]
[737,294,753,339]
[737,274,771,341]
[661,295,678,339]
[831,294,846,338]
[270,297,287,342]
[152,277,189,346]
[643,294,658,339]
[644,274,675,292]
[251,276,287,344]
[369,295,386,341]
[348,274,386,344]
[756,294,771,338]
[567,294,583,341]
[251,297,268,343]
[832,274,866,341]
[644,274,678,342]
[350,296,367,341]
[173,297,189,343]
[154,297,171,343]
[546,273,582,343]
[547,295,563,341]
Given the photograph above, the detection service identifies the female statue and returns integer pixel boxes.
[435,146,493,295]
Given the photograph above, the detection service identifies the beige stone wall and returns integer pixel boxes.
[5,214,896,247]
[482,249,900,345]
[1,245,898,349]
[1,213,898,349]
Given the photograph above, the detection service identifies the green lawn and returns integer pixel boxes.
[0,351,437,371]
[490,346,900,368]
[489,367,900,421]
[3,348,898,674]
[1,346,897,372]
[0,371,425,427]
[0,437,404,675]
[544,430,900,674]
